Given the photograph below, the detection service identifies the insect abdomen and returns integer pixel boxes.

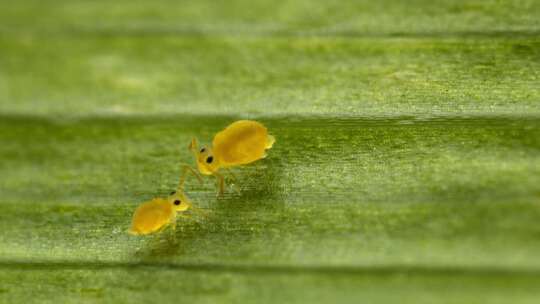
[213,120,271,166]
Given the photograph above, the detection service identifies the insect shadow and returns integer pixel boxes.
[215,157,285,209]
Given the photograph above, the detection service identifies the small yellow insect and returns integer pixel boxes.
[189,120,275,195]
[129,166,202,236]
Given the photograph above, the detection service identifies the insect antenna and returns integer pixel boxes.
[177,164,203,191]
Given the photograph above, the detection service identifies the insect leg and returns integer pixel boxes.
[224,168,238,182]
[224,168,241,194]
[178,164,203,190]
[214,172,225,196]
[188,138,199,157]
[189,205,209,218]
[168,214,179,243]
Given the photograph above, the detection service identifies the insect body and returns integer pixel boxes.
[189,120,275,195]
[129,191,192,235]
[129,166,203,236]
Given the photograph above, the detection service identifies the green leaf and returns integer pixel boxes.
[1,1,540,303]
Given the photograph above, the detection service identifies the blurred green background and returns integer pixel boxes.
[1,1,540,303]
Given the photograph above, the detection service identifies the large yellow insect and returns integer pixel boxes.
[129,166,202,235]
[189,120,275,195]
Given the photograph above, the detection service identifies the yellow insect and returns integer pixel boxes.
[189,120,275,195]
[129,166,202,236]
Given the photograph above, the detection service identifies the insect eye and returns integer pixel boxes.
[200,148,206,153]
[206,156,213,164]
[170,191,176,195]
[174,200,181,205]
